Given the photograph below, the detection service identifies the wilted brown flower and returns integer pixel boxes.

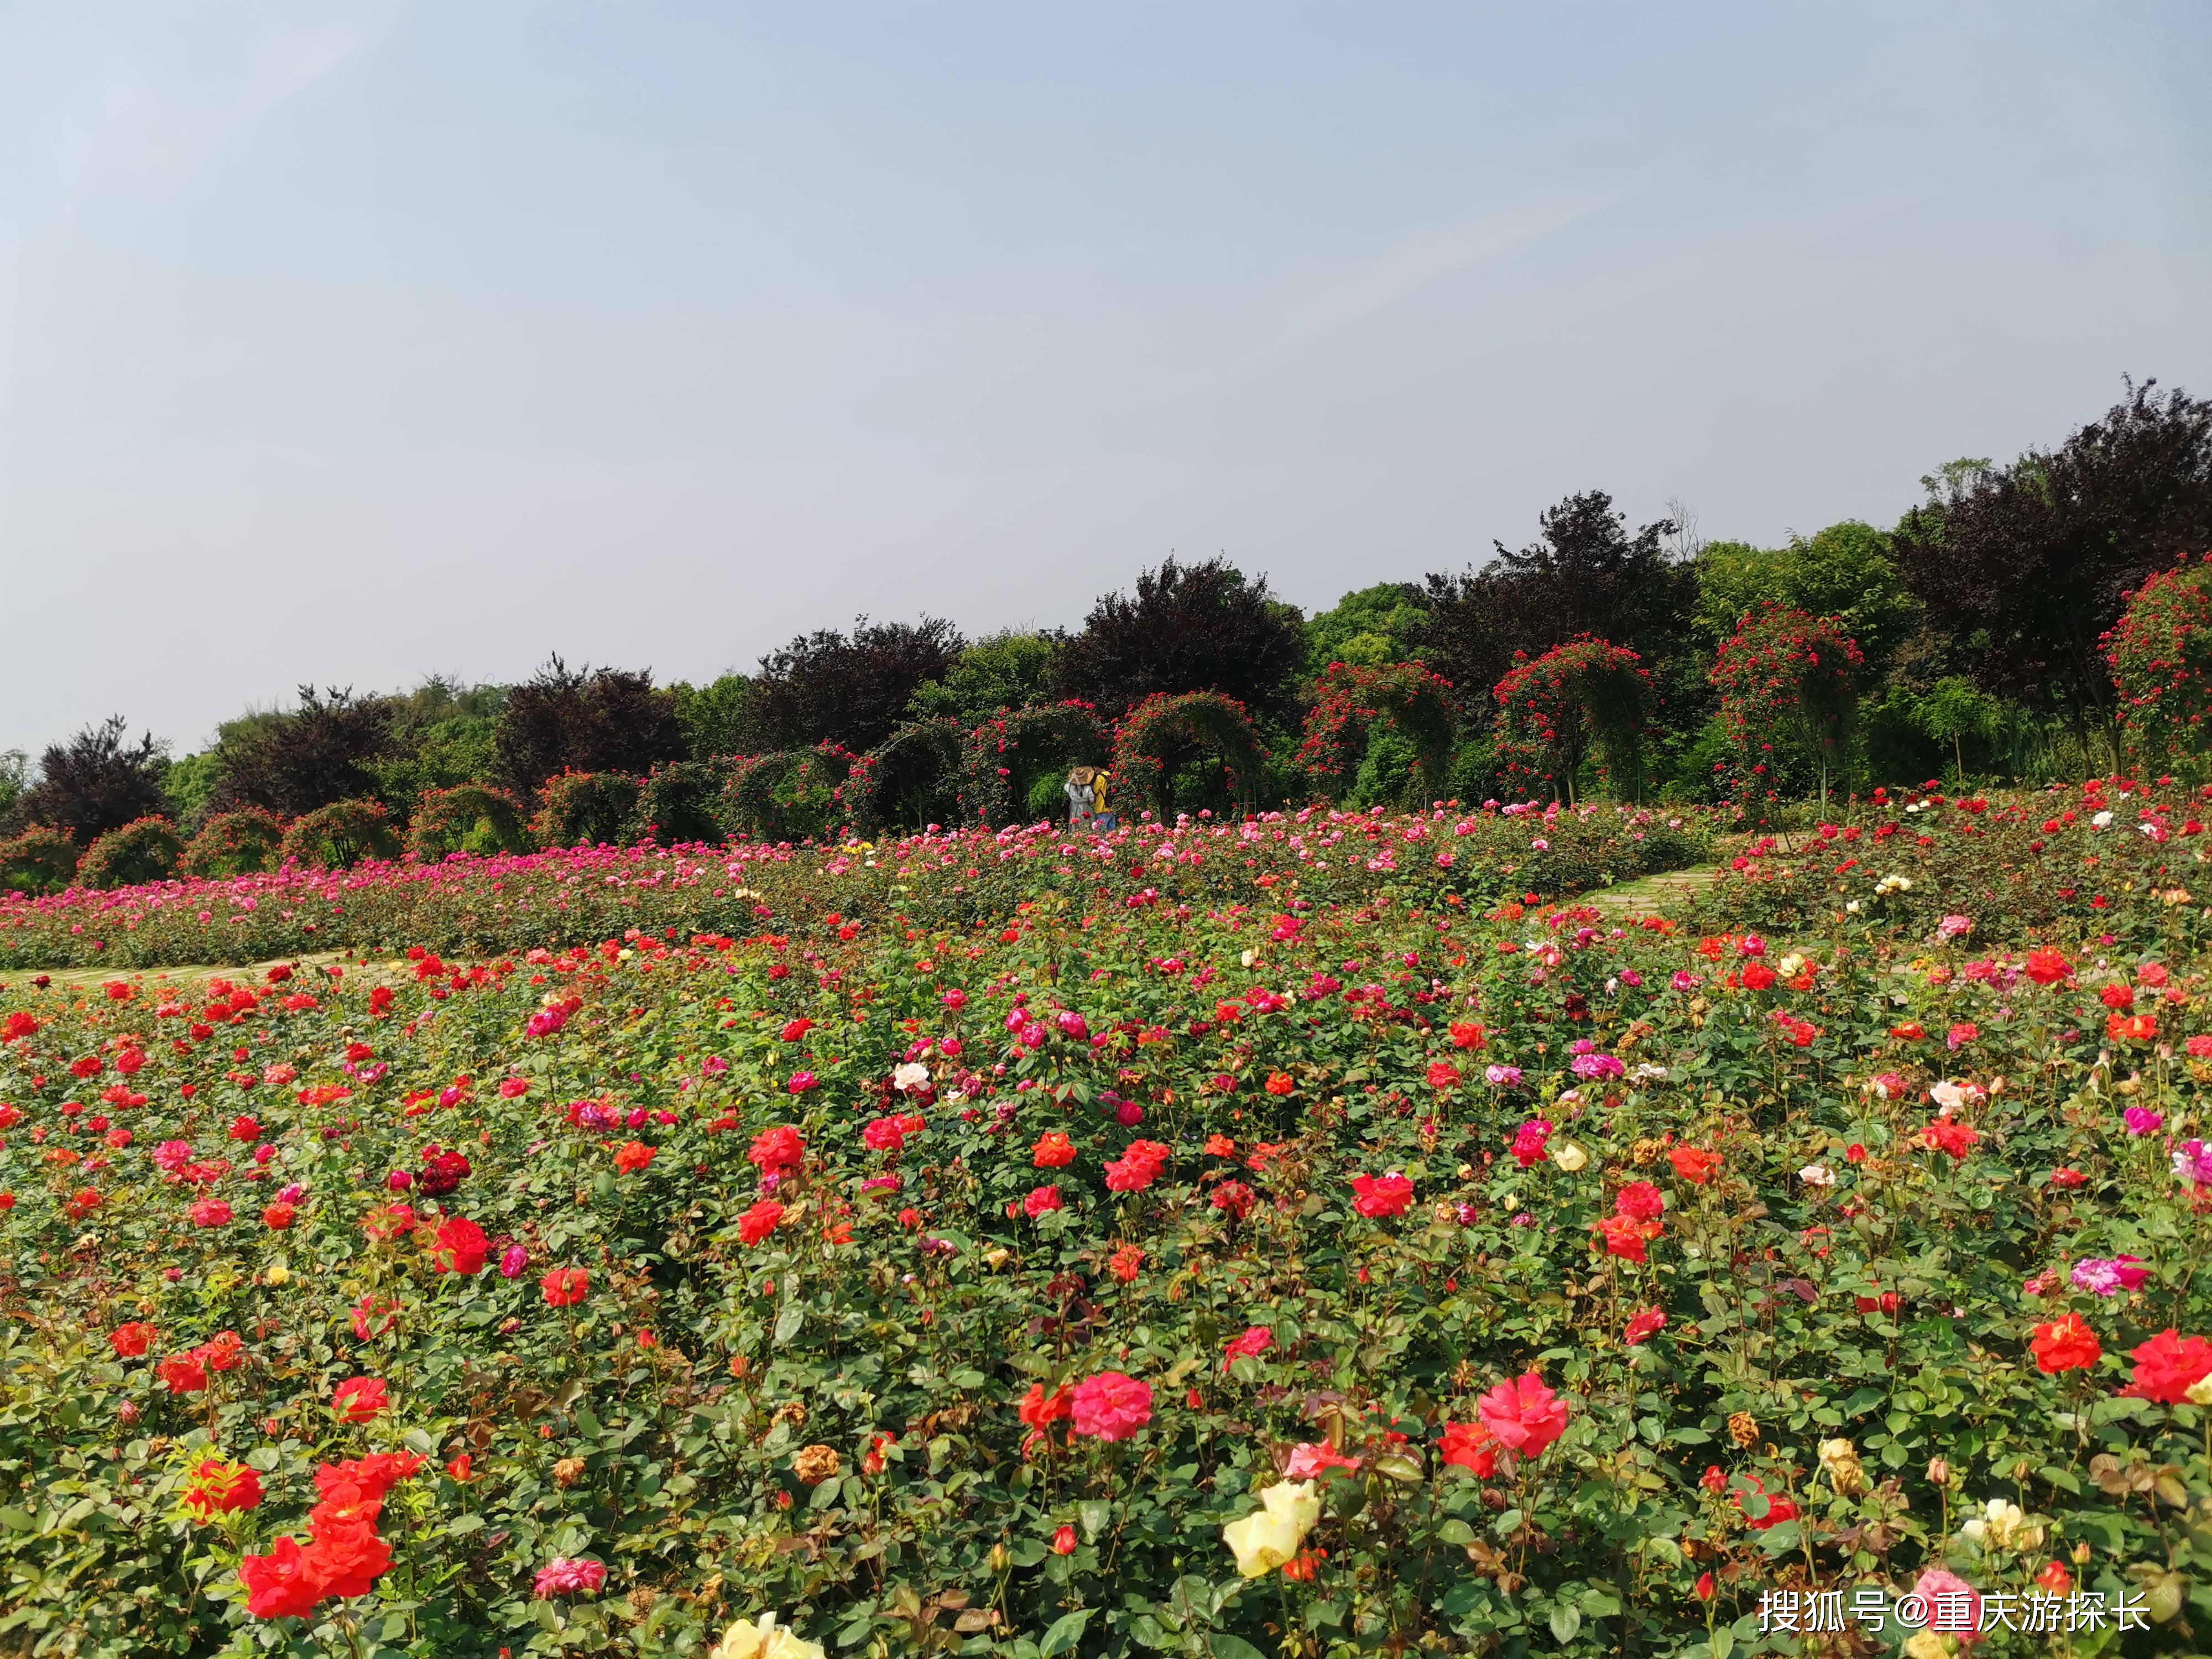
[792,1444,842,1485]
[1728,1412,1759,1449]
[1819,1438,1867,1497]
[553,1456,586,1487]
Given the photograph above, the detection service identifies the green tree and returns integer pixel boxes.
[1303,583,1432,677]
[905,632,1060,728]
[671,674,754,760]
[1694,521,1917,671]
[1913,675,2005,781]
[161,751,221,825]
[0,750,27,822]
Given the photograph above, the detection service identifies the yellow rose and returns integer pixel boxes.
[1222,1479,1320,1578]
[1550,1140,1589,1173]
[2187,1373,2212,1407]
[263,1264,290,1287]
[709,1614,826,1659]
[1902,1632,1952,1659]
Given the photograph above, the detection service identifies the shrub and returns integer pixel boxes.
[75,816,185,889]
[178,808,288,879]
[406,785,531,862]
[531,771,644,848]
[0,826,79,895]
[279,797,400,869]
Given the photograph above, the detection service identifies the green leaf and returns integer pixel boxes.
[1039,1608,1093,1656]
[0,1507,32,1532]
[774,1305,805,1345]
[1437,1519,1475,1545]
[1209,1637,1270,1659]
[1549,1604,1582,1643]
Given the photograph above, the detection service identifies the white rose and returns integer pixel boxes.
[1799,1163,1835,1187]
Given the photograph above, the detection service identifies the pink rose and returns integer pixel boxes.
[1070,1371,1153,1441]
[1476,1371,1569,1458]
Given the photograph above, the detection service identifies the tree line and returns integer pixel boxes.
[3,376,2208,854]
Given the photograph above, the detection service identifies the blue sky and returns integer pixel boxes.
[3,2,2208,755]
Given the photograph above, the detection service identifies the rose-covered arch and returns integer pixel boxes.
[958,702,1111,827]
[1297,661,1456,806]
[1492,636,1651,804]
[1112,691,1265,820]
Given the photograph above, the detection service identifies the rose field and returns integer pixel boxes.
[4,788,2212,1659]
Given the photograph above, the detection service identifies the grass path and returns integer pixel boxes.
[4,950,414,993]
[1584,863,1725,919]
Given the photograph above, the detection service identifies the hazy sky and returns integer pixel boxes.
[4,2,2209,758]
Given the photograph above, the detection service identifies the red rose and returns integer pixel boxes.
[2029,1313,2101,1375]
[331,1377,389,1422]
[2118,1328,2212,1403]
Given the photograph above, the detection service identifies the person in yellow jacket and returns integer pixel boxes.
[1091,769,1116,832]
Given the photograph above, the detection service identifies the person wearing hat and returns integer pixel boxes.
[1064,765,1097,828]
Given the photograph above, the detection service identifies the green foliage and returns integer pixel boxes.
[1297,661,1456,808]
[1493,637,1652,802]
[0,749,24,821]
[159,749,221,825]
[278,797,402,870]
[1912,676,2007,781]
[1709,606,1865,818]
[841,721,964,837]
[369,680,507,810]
[633,759,735,846]
[75,817,185,889]
[959,704,1111,828]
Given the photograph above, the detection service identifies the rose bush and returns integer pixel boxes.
[0,787,2206,1655]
